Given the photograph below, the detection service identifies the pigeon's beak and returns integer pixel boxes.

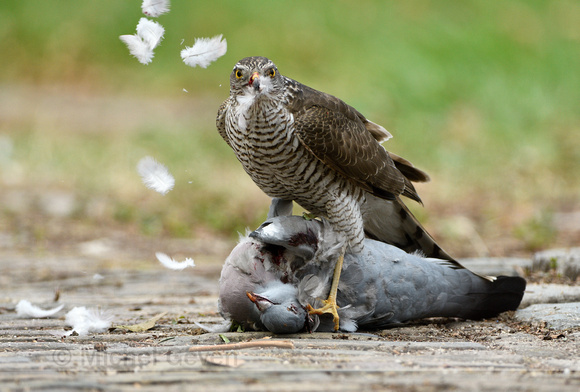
[248,72,260,90]
[246,291,258,303]
[246,291,273,311]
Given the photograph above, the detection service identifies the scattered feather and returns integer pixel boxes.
[119,34,155,65]
[193,320,233,333]
[136,18,165,49]
[119,18,165,65]
[65,307,114,336]
[16,300,64,318]
[181,35,227,68]
[116,312,167,332]
[142,0,170,17]
[137,156,175,195]
[156,252,195,270]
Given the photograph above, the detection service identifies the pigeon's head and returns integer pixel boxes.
[230,56,284,99]
[246,282,312,334]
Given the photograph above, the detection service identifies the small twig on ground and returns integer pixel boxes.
[189,340,294,352]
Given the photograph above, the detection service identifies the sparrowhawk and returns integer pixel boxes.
[216,56,465,330]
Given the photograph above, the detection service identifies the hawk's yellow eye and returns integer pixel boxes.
[268,68,276,78]
[235,69,243,79]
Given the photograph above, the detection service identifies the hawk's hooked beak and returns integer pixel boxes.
[248,72,260,90]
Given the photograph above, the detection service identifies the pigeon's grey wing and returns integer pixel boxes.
[349,239,526,329]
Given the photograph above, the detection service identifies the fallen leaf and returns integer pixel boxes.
[116,312,167,332]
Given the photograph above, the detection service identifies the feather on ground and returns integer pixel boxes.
[137,156,175,195]
[65,307,114,336]
[181,35,227,68]
[16,300,64,318]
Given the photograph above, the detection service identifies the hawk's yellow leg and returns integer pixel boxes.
[306,247,345,331]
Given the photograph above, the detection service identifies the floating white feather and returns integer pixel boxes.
[181,35,227,68]
[136,18,165,49]
[65,306,114,336]
[119,34,155,65]
[137,156,175,195]
[16,300,64,318]
[120,18,165,65]
[156,252,195,270]
[142,0,171,17]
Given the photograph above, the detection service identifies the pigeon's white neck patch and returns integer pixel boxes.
[259,221,285,241]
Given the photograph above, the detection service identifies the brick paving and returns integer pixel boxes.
[1,249,578,391]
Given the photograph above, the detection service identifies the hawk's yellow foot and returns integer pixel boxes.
[306,249,345,331]
[307,299,340,331]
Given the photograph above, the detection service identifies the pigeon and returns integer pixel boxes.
[218,216,526,333]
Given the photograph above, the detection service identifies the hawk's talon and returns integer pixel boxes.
[307,300,340,331]
[306,247,345,332]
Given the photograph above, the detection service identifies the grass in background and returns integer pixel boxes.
[0,0,578,256]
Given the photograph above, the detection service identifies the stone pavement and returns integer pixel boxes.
[0,248,578,391]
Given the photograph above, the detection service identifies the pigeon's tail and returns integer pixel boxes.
[454,275,527,320]
[361,194,456,263]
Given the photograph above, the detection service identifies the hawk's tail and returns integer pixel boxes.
[362,194,455,259]
[361,195,497,280]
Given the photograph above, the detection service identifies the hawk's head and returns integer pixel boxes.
[230,56,284,99]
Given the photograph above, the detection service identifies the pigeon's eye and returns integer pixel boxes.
[267,68,276,78]
[235,69,243,79]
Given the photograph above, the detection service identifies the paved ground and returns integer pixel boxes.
[0,245,579,391]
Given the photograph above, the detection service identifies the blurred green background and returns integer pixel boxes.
[0,0,578,258]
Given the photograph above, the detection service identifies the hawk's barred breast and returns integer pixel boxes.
[216,56,462,266]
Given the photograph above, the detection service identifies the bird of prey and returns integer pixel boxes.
[217,56,464,330]
[218,216,527,334]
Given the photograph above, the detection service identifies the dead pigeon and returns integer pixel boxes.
[218,216,526,333]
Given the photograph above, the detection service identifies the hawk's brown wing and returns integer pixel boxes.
[389,152,430,183]
[216,98,232,148]
[287,78,421,203]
